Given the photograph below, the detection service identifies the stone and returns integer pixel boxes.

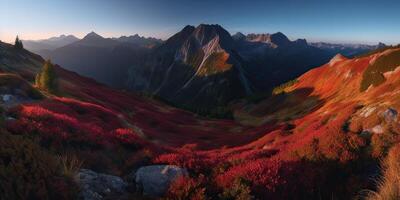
[383,108,398,123]
[371,125,384,134]
[134,165,188,197]
[77,169,128,200]
[1,94,13,102]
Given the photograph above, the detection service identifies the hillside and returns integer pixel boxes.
[2,39,400,199]
[43,32,152,88]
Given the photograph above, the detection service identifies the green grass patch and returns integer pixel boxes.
[272,79,298,95]
[360,49,400,91]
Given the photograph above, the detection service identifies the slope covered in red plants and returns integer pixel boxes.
[2,39,400,199]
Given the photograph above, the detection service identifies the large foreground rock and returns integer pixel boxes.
[135,165,188,197]
[77,169,128,200]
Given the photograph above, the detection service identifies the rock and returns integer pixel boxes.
[5,116,16,121]
[134,165,188,197]
[77,169,128,200]
[383,108,398,123]
[359,106,376,118]
[1,94,13,102]
[371,125,384,134]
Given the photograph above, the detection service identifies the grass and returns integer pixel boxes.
[366,144,400,200]
[360,49,400,91]
[59,154,83,180]
[198,52,232,75]
[272,79,298,95]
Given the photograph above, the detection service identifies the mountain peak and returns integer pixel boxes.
[270,32,290,46]
[232,32,246,41]
[84,31,103,39]
[192,24,233,48]
[329,53,347,66]
[377,42,387,48]
[294,38,308,46]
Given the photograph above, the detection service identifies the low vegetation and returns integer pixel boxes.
[360,49,400,91]
[0,132,77,200]
[198,52,232,76]
[272,79,298,95]
[367,144,400,200]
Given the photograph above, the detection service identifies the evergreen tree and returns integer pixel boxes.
[35,60,57,93]
[14,36,23,50]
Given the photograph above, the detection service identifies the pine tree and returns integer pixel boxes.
[14,36,23,50]
[35,60,57,93]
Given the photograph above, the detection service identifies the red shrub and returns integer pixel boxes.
[5,98,145,150]
[165,175,207,200]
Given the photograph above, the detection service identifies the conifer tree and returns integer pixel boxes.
[35,60,57,93]
[14,36,23,50]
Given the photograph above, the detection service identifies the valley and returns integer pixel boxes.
[1,27,400,199]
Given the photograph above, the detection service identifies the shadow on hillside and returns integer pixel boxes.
[239,87,325,125]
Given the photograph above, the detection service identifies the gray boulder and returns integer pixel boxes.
[77,169,128,200]
[135,165,188,197]
[383,108,398,123]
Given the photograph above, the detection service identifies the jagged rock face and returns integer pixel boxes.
[246,32,291,47]
[129,24,253,109]
[126,24,335,109]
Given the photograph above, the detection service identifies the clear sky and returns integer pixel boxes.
[0,0,399,44]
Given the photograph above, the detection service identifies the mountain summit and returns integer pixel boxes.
[128,24,254,109]
[246,32,291,47]
[83,31,103,39]
[127,24,333,109]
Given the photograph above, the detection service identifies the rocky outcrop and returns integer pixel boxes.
[77,169,128,200]
[134,165,188,197]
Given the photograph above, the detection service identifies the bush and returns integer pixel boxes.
[164,175,208,200]
[0,132,77,200]
[371,131,398,158]
[219,177,253,200]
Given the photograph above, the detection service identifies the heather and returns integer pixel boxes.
[1,39,400,199]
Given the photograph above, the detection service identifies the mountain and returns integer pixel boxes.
[2,38,400,200]
[234,32,333,92]
[310,42,386,57]
[126,24,338,110]
[22,34,79,54]
[113,34,163,48]
[24,25,382,111]
[127,24,254,109]
[42,32,152,88]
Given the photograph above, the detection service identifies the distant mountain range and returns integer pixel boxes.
[21,25,386,109]
[25,32,162,88]
[22,35,79,55]
[310,42,386,57]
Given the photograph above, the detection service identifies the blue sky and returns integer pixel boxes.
[0,0,399,44]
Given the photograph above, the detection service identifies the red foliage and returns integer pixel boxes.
[6,98,145,150]
[165,175,207,200]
